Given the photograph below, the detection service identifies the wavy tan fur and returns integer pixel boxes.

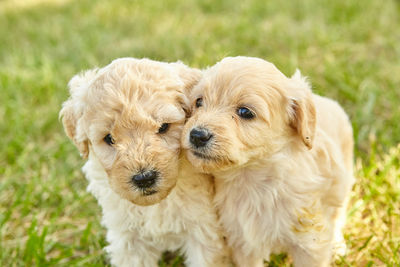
[182,56,355,267]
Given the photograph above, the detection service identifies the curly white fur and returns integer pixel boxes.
[60,58,229,267]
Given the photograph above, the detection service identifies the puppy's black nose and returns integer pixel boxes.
[190,128,212,148]
[132,170,158,189]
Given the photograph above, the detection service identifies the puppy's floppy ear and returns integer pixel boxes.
[171,62,202,117]
[171,61,202,92]
[287,69,316,149]
[59,70,97,158]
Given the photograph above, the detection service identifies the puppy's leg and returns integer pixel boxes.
[232,249,264,267]
[329,173,354,257]
[289,243,332,267]
[325,167,354,257]
[332,197,350,257]
[106,230,162,267]
[183,228,230,267]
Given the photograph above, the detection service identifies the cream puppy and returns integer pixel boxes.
[182,56,355,267]
[60,58,228,267]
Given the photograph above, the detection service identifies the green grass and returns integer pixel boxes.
[0,0,399,265]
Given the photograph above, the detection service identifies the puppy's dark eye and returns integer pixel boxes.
[195,97,203,108]
[104,134,114,145]
[158,123,170,134]
[237,107,255,119]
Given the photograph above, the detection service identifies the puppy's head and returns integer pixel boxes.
[182,56,316,172]
[60,58,201,205]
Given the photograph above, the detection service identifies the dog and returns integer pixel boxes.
[182,56,355,267]
[60,58,229,267]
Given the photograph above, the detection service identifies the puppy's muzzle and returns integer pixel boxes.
[132,170,159,189]
[190,127,213,148]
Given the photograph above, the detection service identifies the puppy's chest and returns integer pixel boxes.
[217,178,286,231]
[215,172,321,248]
[125,199,188,241]
[87,182,188,243]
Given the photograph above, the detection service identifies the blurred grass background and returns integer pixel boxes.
[0,0,399,265]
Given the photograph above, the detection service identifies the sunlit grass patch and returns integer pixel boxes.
[339,144,400,266]
[0,0,399,265]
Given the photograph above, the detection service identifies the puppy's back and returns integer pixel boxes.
[313,94,353,172]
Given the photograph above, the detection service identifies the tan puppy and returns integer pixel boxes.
[182,56,355,267]
[60,58,228,267]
